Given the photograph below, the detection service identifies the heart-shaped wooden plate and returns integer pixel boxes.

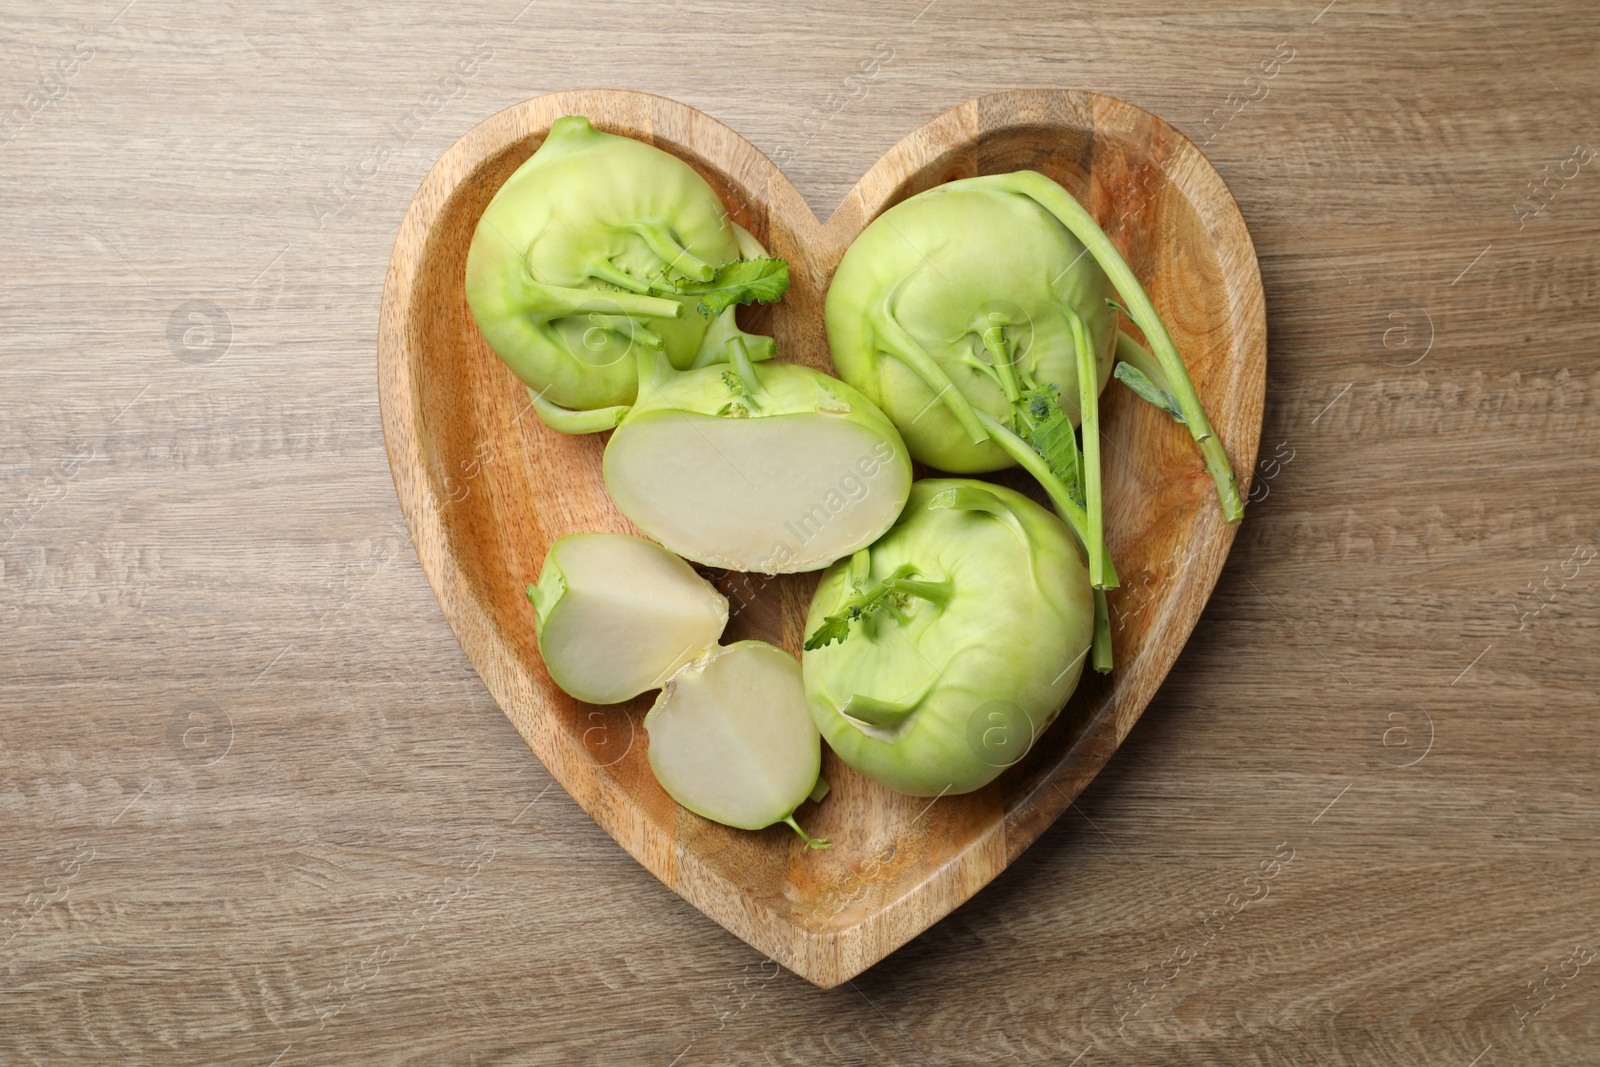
[378,88,1264,988]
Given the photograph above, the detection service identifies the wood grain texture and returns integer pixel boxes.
[377,87,1265,989]
[3,0,1599,1062]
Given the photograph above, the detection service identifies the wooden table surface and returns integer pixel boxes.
[3,1,1597,1063]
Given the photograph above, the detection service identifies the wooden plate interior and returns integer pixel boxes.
[378,88,1265,988]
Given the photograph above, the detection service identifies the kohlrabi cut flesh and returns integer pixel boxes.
[645,641,828,847]
[603,353,912,574]
[527,532,728,705]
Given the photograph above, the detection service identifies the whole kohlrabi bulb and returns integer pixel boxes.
[466,115,779,415]
[824,173,1118,473]
[802,478,1094,796]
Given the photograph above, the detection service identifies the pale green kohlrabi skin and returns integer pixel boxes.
[465,115,775,413]
[802,479,1093,796]
[824,174,1117,473]
[603,353,913,574]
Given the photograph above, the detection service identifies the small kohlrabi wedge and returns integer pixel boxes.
[644,641,829,848]
[465,115,788,421]
[802,479,1093,797]
[602,347,913,574]
[526,532,728,705]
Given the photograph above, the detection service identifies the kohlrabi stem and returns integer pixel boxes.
[976,411,1120,589]
[516,276,684,323]
[982,324,1023,406]
[728,335,765,397]
[840,692,920,728]
[845,547,872,587]
[1092,588,1113,673]
[587,259,653,294]
[635,346,675,396]
[872,303,989,445]
[977,409,1086,540]
[527,387,629,435]
[782,814,832,850]
[998,171,1244,523]
[526,575,564,636]
[884,576,955,609]
[1065,304,1112,591]
[631,222,716,282]
[927,484,1030,548]
[582,314,665,353]
[693,305,777,368]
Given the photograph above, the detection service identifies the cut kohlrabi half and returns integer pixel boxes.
[644,641,829,848]
[602,350,913,574]
[526,532,728,705]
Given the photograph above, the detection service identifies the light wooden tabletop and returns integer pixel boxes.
[3,1,1598,1064]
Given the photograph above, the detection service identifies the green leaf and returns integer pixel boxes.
[669,257,791,319]
[1018,385,1084,509]
[803,613,855,652]
[1114,361,1187,424]
[803,563,917,651]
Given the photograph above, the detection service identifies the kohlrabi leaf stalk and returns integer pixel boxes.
[1092,588,1113,674]
[995,171,1244,523]
[962,312,1117,589]
[1065,303,1111,592]
[974,410,1119,590]
[526,388,630,434]
[866,297,991,446]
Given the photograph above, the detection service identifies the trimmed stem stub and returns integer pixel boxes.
[528,387,630,435]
